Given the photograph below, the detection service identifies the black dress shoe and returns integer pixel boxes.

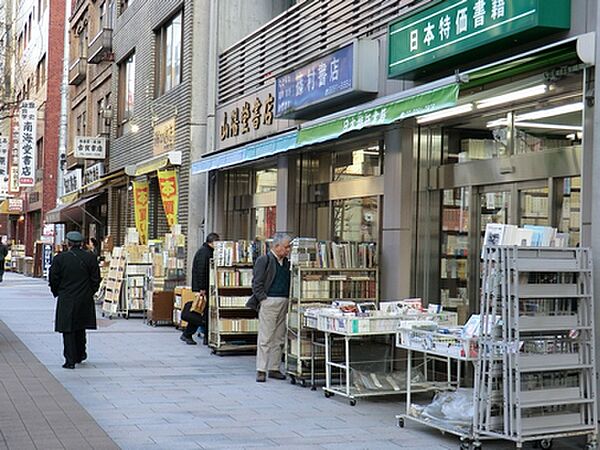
[268,371,286,380]
[62,363,75,369]
[256,371,266,382]
[180,334,197,345]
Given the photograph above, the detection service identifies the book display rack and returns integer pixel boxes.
[209,241,257,355]
[397,246,597,450]
[286,266,379,387]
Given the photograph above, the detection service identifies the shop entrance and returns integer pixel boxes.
[438,176,579,316]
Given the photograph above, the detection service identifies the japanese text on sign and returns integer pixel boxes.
[133,180,149,245]
[83,163,105,186]
[388,0,570,78]
[157,169,179,228]
[74,136,106,159]
[0,137,8,194]
[18,101,37,187]
[275,44,353,117]
[220,94,275,141]
[63,169,82,195]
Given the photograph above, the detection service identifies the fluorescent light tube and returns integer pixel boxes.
[417,104,474,124]
[514,122,583,131]
[476,84,548,109]
[514,102,583,121]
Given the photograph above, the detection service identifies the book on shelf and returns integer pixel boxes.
[290,238,377,269]
[214,240,254,266]
[217,268,253,287]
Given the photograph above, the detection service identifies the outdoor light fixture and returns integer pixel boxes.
[513,102,583,122]
[475,84,548,109]
[486,102,584,129]
[514,122,583,131]
[416,103,474,124]
[130,123,140,133]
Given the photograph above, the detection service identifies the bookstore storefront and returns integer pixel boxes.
[412,44,590,316]
[215,133,385,245]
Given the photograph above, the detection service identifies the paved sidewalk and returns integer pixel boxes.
[0,272,590,449]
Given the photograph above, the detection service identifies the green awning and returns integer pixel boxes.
[297,83,459,147]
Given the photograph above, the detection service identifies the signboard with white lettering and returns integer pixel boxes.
[0,137,8,195]
[388,0,571,78]
[42,243,53,277]
[83,162,105,186]
[8,198,23,213]
[275,40,378,119]
[63,169,82,195]
[18,101,37,187]
[74,136,107,159]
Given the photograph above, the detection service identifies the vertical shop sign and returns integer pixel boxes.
[18,101,37,187]
[0,136,8,195]
[9,117,19,193]
[133,180,149,245]
[42,243,53,278]
[157,169,178,227]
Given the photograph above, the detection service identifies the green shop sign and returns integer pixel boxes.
[388,0,571,78]
[296,83,459,147]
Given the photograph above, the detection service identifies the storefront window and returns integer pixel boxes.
[430,71,583,164]
[520,187,549,227]
[254,206,276,241]
[558,176,581,246]
[255,168,277,193]
[332,196,378,242]
[440,188,469,309]
[333,142,382,181]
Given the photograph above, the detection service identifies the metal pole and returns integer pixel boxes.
[56,0,71,202]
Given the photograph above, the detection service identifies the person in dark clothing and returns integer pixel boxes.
[49,231,101,369]
[0,239,8,282]
[180,232,220,346]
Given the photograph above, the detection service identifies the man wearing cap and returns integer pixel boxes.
[49,231,101,369]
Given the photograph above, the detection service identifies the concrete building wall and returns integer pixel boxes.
[187,0,295,273]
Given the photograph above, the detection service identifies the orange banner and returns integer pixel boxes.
[133,180,149,244]
[157,169,178,228]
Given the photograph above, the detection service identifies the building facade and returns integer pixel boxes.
[1,0,64,257]
[45,0,115,244]
[192,0,598,325]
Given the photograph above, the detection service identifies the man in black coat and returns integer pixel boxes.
[180,232,219,345]
[49,231,101,369]
[0,238,8,282]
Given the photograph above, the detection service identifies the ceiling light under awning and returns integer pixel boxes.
[475,84,548,109]
[416,103,474,124]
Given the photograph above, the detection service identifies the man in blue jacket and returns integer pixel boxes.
[251,232,292,382]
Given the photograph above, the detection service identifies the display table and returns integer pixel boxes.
[395,326,487,450]
[318,314,423,406]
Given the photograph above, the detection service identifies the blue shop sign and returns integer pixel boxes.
[276,45,354,118]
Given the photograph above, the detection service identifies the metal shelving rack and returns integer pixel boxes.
[284,266,378,387]
[208,261,257,355]
[474,246,597,450]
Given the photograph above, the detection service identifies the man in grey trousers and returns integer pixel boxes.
[251,233,292,382]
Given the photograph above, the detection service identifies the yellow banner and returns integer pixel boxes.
[133,180,149,244]
[157,169,178,227]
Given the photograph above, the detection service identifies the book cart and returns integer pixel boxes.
[396,246,598,450]
[318,311,456,406]
[285,266,378,388]
[395,324,486,448]
[208,241,257,355]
